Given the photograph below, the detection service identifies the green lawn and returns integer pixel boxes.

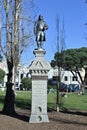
[0,91,87,111]
[62,93,87,111]
[0,91,6,109]
[15,91,31,109]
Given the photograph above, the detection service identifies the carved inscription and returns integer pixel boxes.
[32,82,47,103]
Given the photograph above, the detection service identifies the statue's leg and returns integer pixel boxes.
[37,32,41,49]
[37,42,40,49]
[37,42,39,48]
[40,42,42,48]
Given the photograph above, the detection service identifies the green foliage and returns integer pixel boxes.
[50,60,56,68]
[0,69,5,83]
[51,47,87,69]
[21,77,31,90]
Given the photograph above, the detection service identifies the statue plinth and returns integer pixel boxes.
[29,49,51,123]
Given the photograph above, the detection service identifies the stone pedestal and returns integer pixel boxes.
[29,49,51,123]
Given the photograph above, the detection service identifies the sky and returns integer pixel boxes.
[21,0,87,66]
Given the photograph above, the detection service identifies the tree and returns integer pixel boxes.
[21,77,31,90]
[54,16,66,112]
[51,47,87,93]
[51,47,87,68]
[64,48,87,93]
[0,0,34,115]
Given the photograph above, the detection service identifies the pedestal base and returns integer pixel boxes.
[29,113,49,123]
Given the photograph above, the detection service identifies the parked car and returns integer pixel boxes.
[59,82,68,92]
[68,84,79,92]
[84,87,87,93]
[48,79,68,92]
[47,79,57,85]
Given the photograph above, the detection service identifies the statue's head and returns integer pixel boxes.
[38,15,43,20]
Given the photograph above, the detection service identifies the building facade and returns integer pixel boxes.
[48,67,84,87]
[0,61,86,90]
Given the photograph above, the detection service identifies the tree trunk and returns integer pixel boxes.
[2,83,15,115]
[56,82,60,112]
[2,59,16,115]
[71,70,85,94]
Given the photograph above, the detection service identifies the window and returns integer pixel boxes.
[65,76,68,81]
[53,76,60,81]
[21,74,23,79]
[72,76,78,81]
[26,73,28,77]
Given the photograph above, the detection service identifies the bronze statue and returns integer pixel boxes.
[34,15,48,49]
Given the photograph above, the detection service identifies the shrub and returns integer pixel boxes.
[0,69,5,83]
[21,77,31,91]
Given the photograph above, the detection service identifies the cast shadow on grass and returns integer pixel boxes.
[48,102,87,118]
[47,102,56,112]
[60,108,87,117]
[15,98,31,110]
[0,96,5,104]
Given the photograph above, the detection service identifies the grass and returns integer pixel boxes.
[0,91,6,109]
[62,93,87,111]
[15,91,31,109]
[48,93,56,110]
[0,91,87,111]
[0,91,32,110]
